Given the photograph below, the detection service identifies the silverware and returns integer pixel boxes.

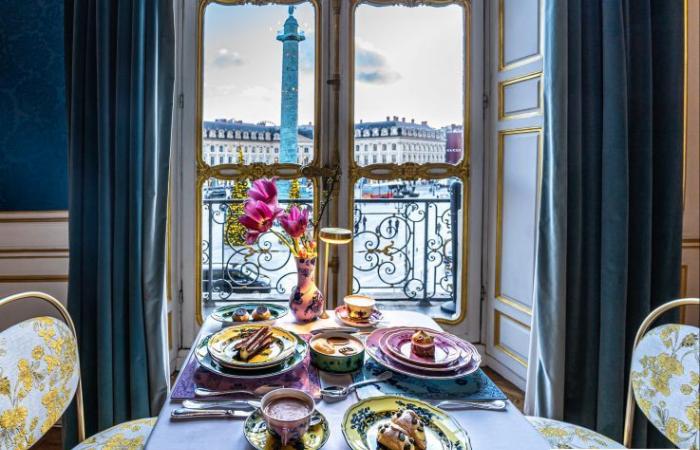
[432,399,507,411]
[321,371,393,402]
[171,408,250,420]
[194,385,281,398]
[310,327,360,335]
[182,399,261,410]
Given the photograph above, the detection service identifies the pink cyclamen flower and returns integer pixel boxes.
[248,178,279,206]
[239,200,279,244]
[280,205,309,239]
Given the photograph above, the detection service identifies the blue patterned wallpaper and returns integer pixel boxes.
[0,0,68,211]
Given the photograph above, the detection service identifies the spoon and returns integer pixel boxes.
[194,385,282,398]
[321,371,393,402]
[433,399,507,411]
[182,399,261,410]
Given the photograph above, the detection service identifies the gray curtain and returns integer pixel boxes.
[63,0,175,446]
[526,0,685,447]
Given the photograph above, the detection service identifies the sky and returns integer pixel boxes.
[203,2,464,129]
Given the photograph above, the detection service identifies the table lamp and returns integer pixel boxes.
[319,227,353,319]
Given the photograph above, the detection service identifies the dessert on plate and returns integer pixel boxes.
[233,307,251,322]
[377,409,427,450]
[410,330,435,358]
[234,326,273,360]
[252,305,272,321]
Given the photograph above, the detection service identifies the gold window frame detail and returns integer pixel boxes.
[194,0,324,325]
[495,127,542,315]
[493,309,530,367]
[498,71,543,121]
[498,0,543,72]
[347,0,472,325]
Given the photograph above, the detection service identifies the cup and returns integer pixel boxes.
[260,388,315,446]
[344,294,375,320]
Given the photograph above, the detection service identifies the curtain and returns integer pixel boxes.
[63,0,175,446]
[526,0,685,447]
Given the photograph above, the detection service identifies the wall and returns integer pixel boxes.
[0,0,68,211]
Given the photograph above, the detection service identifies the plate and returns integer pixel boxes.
[195,333,307,379]
[335,305,384,328]
[244,409,329,450]
[380,327,469,368]
[212,303,288,324]
[366,328,481,380]
[342,396,471,450]
[207,325,297,369]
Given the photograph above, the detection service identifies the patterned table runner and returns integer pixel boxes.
[171,334,321,400]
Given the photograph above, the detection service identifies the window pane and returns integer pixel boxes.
[353,4,464,165]
[352,178,463,315]
[201,177,314,306]
[202,2,315,165]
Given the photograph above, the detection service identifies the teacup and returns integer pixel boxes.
[344,294,375,320]
[260,388,315,446]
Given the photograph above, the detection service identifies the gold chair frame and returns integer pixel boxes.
[622,297,700,448]
[0,291,86,443]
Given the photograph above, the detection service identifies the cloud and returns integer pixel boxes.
[299,32,315,73]
[211,48,243,68]
[355,44,401,85]
[241,86,275,101]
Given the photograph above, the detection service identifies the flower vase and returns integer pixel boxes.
[289,257,324,322]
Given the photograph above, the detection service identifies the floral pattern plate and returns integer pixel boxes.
[195,333,307,379]
[207,325,298,369]
[335,305,384,328]
[244,408,329,450]
[342,396,471,450]
[380,327,468,368]
[211,303,289,324]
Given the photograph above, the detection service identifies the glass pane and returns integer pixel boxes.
[201,177,314,305]
[352,178,463,314]
[202,2,315,166]
[353,4,464,166]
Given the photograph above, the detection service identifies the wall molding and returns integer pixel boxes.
[0,210,68,223]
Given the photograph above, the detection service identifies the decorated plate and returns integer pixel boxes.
[335,305,384,328]
[195,333,307,379]
[366,328,481,380]
[380,327,470,368]
[342,396,471,450]
[212,303,288,324]
[244,409,329,450]
[207,325,297,369]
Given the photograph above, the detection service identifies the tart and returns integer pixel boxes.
[232,307,251,322]
[410,330,435,358]
[252,305,272,321]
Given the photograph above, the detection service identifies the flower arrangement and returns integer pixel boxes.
[238,178,322,259]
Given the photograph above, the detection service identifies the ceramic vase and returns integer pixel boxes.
[289,257,324,322]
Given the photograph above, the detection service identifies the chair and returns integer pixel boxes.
[0,291,155,450]
[527,298,699,449]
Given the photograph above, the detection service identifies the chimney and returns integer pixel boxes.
[386,116,390,121]
[421,121,427,126]
[393,116,398,121]
[401,117,405,122]
[411,118,415,124]
[360,119,363,123]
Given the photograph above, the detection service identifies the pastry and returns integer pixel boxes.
[234,326,273,360]
[311,340,335,355]
[232,307,251,322]
[252,305,272,321]
[377,422,417,450]
[391,410,427,450]
[411,330,435,358]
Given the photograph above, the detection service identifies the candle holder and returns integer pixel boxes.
[319,227,353,319]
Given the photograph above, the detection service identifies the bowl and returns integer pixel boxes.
[309,332,365,373]
[343,295,376,320]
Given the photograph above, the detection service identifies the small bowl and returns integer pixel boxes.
[343,295,376,320]
[309,332,365,373]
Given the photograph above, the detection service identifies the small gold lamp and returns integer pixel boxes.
[319,227,353,318]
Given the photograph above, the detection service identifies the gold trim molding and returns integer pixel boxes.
[498,0,543,72]
[0,275,69,283]
[498,71,543,120]
[493,309,529,367]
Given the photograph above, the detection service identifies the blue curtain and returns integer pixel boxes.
[530,0,685,447]
[63,0,174,446]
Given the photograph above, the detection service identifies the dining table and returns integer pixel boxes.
[146,310,550,449]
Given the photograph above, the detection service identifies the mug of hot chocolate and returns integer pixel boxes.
[260,388,315,445]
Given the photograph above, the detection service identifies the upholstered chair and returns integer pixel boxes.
[527,298,699,449]
[0,292,156,450]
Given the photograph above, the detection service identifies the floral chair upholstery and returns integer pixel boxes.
[630,324,699,450]
[0,315,155,450]
[526,416,625,449]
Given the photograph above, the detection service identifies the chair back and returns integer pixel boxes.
[623,298,699,449]
[0,292,85,449]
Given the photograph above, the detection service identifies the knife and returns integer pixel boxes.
[171,408,250,420]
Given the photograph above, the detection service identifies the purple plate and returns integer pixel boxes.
[380,327,466,368]
[366,328,481,380]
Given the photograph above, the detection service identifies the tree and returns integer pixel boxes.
[225,147,249,246]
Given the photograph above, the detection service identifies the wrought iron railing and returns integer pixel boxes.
[201,195,459,306]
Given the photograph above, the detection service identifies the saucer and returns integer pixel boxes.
[244,409,329,450]
[335,305,383,328]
